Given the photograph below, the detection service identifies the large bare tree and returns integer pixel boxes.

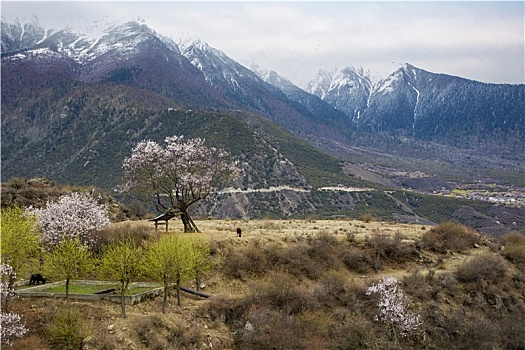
[121,136,239,232]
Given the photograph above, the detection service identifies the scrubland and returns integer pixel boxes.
[8,219,525,349]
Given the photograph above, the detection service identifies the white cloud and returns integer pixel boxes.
[2,1,523,85]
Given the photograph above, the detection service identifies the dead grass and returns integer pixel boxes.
[6,219,525,349]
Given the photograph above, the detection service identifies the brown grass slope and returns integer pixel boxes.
[7,219,525,350]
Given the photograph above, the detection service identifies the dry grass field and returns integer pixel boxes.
[7,219,525,349]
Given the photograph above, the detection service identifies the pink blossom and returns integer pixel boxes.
[31,192,110,249]
[120,135,240,227]
[366,276,422,337]
[1,264,27,345]
[0,312,28,345]
[0,264,16,302]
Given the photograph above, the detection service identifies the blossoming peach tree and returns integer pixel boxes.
[121,135,240,233]
[366,276,422,339]
[1,264,28,346]
[31,192,110,249]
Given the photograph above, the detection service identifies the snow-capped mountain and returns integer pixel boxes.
[253,65,351,128]
[2,17,524,192]
[174,35,351,139]
[306,67,373,122]
[301,63,524,151]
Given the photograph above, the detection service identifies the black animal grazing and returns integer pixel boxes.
[237,227,242,237]
[29,273,46,285]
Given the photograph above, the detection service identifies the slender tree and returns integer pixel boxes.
[31,192,110,248]
[121,135,240,232]
[185,235,212,291]
[1,207,41,278]
[43,238,95,304]
[141,234,191,312]
[98,237,143,318]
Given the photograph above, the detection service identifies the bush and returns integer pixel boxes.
[223,245,268,280]
[359,213,374,223]
[501,232,525,264]
[264,243,321,280]
[420,221,480,253]
[456,253,509,283]
[402,269,431,301]
[248,272,315,315]
[46,307,90,350]
[237,308,307,350]
[342,247,379,273]
[365,232,419,264]
[306,231,342,270]
[92,222,152,253]
[332,314,387,350]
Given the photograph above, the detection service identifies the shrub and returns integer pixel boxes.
[313,271,369,311]
[248,272,315,315]
[91,222,152,253]
[402,269,431,301]
[237,308,307,350]
[365,232,419,264]
[264,243,321,280]
[46,307,90,350]
[313,270,350,307]
[136,316,168,349]
[342,247,379,273]
[198,295,250,327]
[223,245,268,280]
[456,253,509,283]
[420,221,479,253]
[332,314,387,350]
[359,213,374,223]
[306,231,342,270]
[501,232,525,264]
[440,311,499,349]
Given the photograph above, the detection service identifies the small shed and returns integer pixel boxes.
[150,211,178,233]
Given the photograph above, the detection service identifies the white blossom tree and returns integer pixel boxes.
[31,192,110,248]
[366,276,422,339]
[0,312,28,346]
[1,263,28,346]
[121,135,240,232]
[0,264,17,310]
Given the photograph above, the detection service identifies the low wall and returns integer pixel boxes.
[17,280,163,305]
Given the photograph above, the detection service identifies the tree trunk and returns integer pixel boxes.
[65,278,70,304]
[176,274,181,306]
[180,210,199,233]
[121,292,126,318]
[162,278,168,314]
[120,280,127,318]
[4,273,16,310]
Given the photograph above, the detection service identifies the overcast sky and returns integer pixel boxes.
[2,1,524,86]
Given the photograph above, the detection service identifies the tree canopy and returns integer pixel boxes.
[141,234,192,312]
[42,238,95,303]
[30,192,110,248]
[0,207,41,276]
[121,135,240,232]
[98,237,143,318]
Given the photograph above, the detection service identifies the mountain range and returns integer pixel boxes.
[1,18,524,235]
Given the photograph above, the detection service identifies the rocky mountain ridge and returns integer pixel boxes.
[1,18,524,232]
